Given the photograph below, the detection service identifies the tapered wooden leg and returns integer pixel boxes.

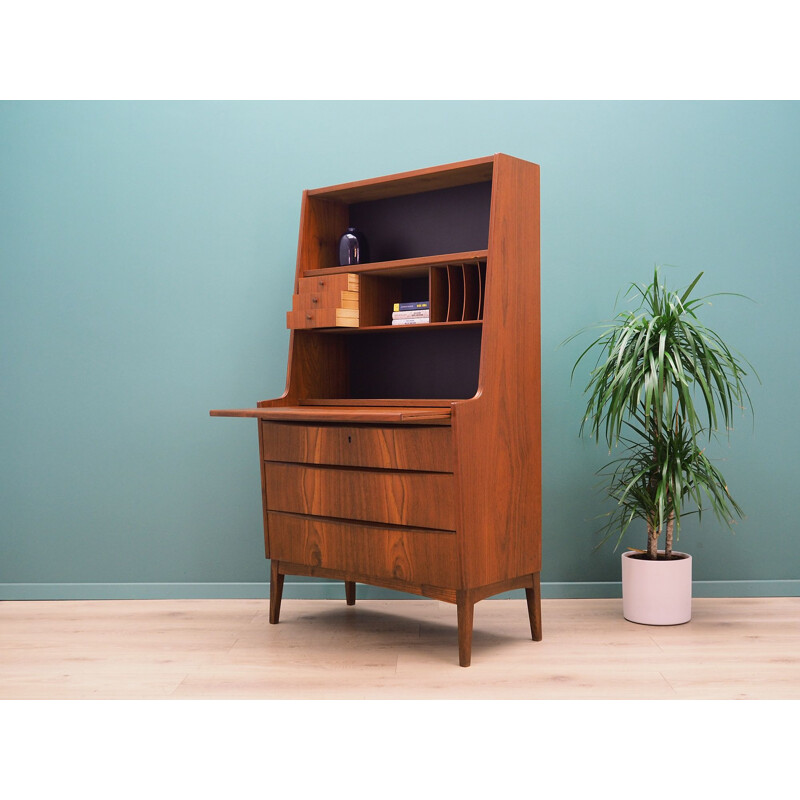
[525,572,543,641]
[456,590,475,667]
[269,560,285,625]
[345,581,356,605]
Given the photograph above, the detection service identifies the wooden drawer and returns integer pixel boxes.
[298,274,359,294]
[264,463,456,530]
[261,421,453,472]
[286,307,358,329]
[292,289,358,311]
[267,512,459,586]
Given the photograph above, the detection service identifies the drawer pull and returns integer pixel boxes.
[311,295,318,303]
[305,313,313,320]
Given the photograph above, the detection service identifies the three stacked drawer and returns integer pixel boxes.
[286,274,360,329]
[261,421,459,586]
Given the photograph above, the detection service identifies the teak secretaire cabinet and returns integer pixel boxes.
[212,154,541,666]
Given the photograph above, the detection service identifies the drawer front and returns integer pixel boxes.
[264,463,456,531]
[286,307,358,329]
[298,274,359,294]
[267,512,459,586]
[292,289,358,311]
[261,422,453,472]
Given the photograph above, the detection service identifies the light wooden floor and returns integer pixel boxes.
[1,596,799,699]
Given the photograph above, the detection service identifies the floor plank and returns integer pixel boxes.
[1,597,798,699]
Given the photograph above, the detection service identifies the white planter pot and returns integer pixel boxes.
[621,550,692,625]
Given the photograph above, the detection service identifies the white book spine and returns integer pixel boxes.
[391,310,431,319]
[391,316,430,326]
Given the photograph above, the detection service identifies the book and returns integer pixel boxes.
[391,315,430,326]
[393,300,429,311]
[392,309,430,319]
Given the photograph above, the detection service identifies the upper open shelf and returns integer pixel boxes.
[299,160,493,271]
[307,155,494,204]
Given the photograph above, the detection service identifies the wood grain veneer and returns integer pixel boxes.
[264,463,457,531]
[261,421,454,472]
[267,513,459,586]
[451,153,542,587]
[211,406,452,423]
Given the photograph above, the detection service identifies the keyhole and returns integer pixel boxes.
[347,436,352,443]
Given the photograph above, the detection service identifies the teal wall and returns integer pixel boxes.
[2,101,798,599]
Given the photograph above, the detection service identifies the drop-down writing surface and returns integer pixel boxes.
[209,405,452,424]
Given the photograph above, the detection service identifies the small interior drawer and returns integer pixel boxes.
[267,512,459,586]
[261,421,453,472]
[286,307,358,329]
[291,288,358,311]
[264,463,456,531]
[298,273,359,295]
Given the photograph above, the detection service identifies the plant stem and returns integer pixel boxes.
[665,511,675,560]
[647,520,659,560]
[647,440,659,559]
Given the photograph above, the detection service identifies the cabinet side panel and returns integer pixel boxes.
[258,419,270,558]
[276,193,351,405]
[286,330,350,401]
[454,156,542,587]
[297,194,350,277]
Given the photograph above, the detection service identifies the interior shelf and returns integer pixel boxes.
[294,251,488,331]
[302,250,488,278]
[319,320,483,333]
[300,398,454,407]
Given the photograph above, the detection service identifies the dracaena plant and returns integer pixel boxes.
[569,267,756,560]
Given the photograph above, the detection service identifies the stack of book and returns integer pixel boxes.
[391,300,430,325]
